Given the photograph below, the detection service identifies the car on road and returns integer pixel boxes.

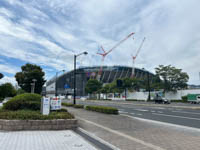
[154,95,171,104]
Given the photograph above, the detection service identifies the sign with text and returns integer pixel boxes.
[50,97,62,110]
[41,97,50,115]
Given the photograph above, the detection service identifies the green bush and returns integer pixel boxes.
[73,104,84,109]
[3,93,42,111]
[0,110,74,120]
[85,105,118,114]
[182,96,188,102]
[52,108,68,112]
[62,102,74,107]
[62,103,84,109]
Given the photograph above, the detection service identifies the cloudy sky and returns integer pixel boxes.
[0,0,200,85]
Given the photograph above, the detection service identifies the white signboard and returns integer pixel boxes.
[41,97,50,115]
[50,97,62,110]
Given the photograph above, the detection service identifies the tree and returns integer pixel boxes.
[100,84,111,99]
[0,83,17,98]
[16,88,26,95]
[155,65,189,92]
[85,79,102,94]
[15,63,46,94]
[151,75,163,91]
[0,73,3,79]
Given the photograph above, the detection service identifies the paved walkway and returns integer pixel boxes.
[0,130,97,150]
[66,107,200,150]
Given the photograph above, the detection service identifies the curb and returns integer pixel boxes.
[76,128,120,150]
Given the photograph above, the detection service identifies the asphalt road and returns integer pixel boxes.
[64,100,200,129]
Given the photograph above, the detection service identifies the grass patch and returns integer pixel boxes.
[0,109,74,120]
[85,105,118,114]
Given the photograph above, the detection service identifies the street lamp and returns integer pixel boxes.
[74,51,88,104]
[142,68,151,101]
[31,79,37,93]
[55,70,65,97]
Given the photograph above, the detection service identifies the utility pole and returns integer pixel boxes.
[73,52,88,105]
[73,55,76,105]
[147,72,151,101]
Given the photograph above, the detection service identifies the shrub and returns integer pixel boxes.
[73,104,84,109]
[85,105,118,114]
[0,110,74,120]
[52,108,68,112]
[181,96,188,102]
[3,93,42,111]
[62,102,74,107]
[62,103,84,109]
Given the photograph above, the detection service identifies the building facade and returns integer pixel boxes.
[46,66,153,96]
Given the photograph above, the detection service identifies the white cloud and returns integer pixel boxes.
[0,76,17,85]
[0,0,200,84]
[0,64,19,74]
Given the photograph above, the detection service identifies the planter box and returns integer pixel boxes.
[0,119,77,131]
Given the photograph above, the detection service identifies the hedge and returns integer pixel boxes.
[85,105,118,114]
[73,104,84,108]
[62,102,74,107]
[3,93,42,111]
[0,109,74,120]
[62,103,84,109]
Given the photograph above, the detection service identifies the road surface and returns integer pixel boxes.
[64,100,200,129]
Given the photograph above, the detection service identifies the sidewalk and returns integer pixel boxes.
[66,107,200,150]
[0,130,97,150]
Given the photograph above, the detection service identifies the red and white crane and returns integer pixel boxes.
[96,32,135,81]
[131,37,146,78]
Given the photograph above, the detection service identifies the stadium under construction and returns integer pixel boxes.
[46,66,154,96]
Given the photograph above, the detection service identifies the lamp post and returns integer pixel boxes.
[31,79,37,93]
[74,51,88,105]
[143,68,151,101]
[147,71,151,101]
[55,70,65,97]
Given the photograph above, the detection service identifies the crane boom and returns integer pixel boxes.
[106,32,135,55]
[133,37,146,59]
[96,32,135,81]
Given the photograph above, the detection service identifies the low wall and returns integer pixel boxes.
[0,119,77,131]
[127,89,200,100]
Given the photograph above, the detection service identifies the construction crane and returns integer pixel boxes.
[96,32,135,81]
[131,37,146,78]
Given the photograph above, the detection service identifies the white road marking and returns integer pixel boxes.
[119,111,129,114]
[137,114,142,116]
[151,111,156,113]
[157,111,163,113]
[172,111,200,115]
[135,109,149,112]
[154,107,165,110]
[78,117,165,150]
[153,113,200,121]
[121,114,200,133]
[131,113,135,115]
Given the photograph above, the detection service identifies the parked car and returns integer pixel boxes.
[154,95,171,104]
